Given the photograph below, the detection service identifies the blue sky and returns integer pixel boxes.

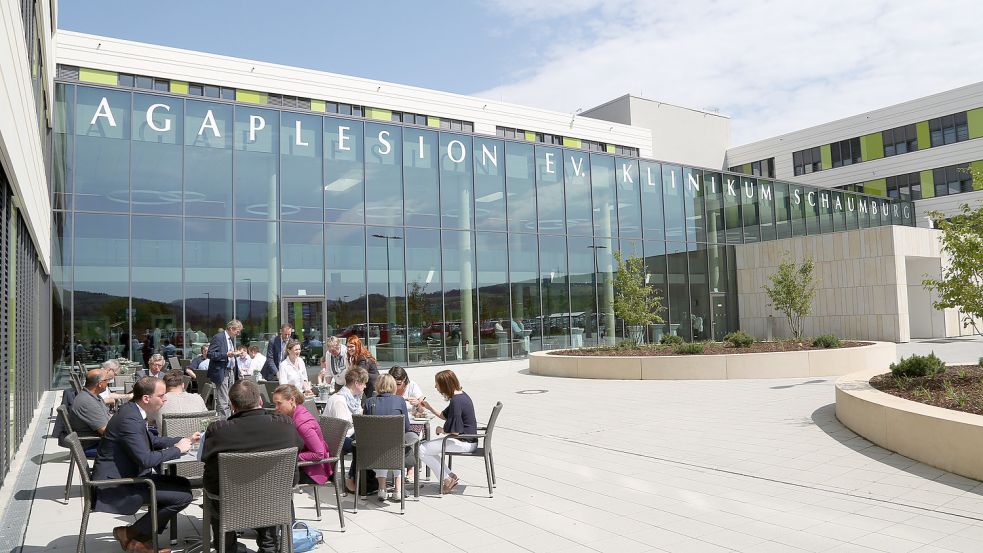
[59,1,983,145]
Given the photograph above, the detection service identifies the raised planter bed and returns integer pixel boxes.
[528,341,896,380]
[836,367,983,482]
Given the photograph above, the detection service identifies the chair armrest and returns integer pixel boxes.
[89,477,157,493]
[77,436,101,443]
[440,432,483,442]
[298,457,335,467]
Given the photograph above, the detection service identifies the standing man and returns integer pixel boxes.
[201,380,302,553]
[91,377,199,553]
[207,319,243,419]
[262,323,292,382]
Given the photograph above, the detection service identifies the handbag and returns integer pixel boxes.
[291,521,323,552]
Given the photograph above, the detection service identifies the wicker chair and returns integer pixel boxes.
[257,383,273,407]
[297,416,350,529]
[160,411,216,485]
[198,381,215,411]
[56,405,101,501]
[65,432,161,553]
[168,357,183,373]
[441,401,503,497]
[263,381,280,401]
[302,398,320,419]
[351,415,419,514]
[202,447,298,553]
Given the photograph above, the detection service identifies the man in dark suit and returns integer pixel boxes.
[91,377,199,553]
[201,379,302,553]
[262,323,293,381]
[207,319,243,419]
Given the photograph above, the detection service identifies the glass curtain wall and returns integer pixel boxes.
[52,83,916,374]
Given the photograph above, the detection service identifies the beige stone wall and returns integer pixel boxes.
[736,226,945,343]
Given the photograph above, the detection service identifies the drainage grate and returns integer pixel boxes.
[516,389,548,395]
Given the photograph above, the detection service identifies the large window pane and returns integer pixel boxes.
[234,106,278,219]
[506,143,537,233]
[184,218,232,344]
[666,242,690,341]
[741,178,760,243]
[325,224,366,338]
[442,230,478,361]
[684,168,706,243]
[723,174,743,243]
[131,93,182,215]
[804,187,821,235]
[52,212,73,381]
[536,146,564,234]
[832,191,846,232]
[790,185,807,236]
[439,133,472,229]
[663,165,685,242]
[475,232,511,359]
[774,182,791,239]
[280,112,322,221]
[590,155,617,238]
[474,138,506,230]
[704,172,724,243]
[539,235,569,349]
[324,117,364,224]
[132,215,183,360]
[643,240,669,341]
[75,87,130,212]
[73,213,129,365]
[616,158,642,238]
[367,227,406,365]
[53,83,74,211]
[688,245,710,341]
[640,161,665,240]
[235,220,278,351]
[568,236,597,346]
[281,222,324,296]
[564,151,592,236]
[365,123,403,226]
[593,236,616,346]
[758,180,776,241]
[509,233,541,354]
[184,100,232,217]
[404,228,442,366]
[403,128,439,228]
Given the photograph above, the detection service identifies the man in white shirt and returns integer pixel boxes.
[247,346,267,380]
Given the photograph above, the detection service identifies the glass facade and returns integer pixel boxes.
[52,83,916,372]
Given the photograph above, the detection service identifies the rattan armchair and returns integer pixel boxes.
[56,405,101,501]
[202,447,298,553]
[64,432,160,553]
[351,414,419,514]
[160,411,216,485]
[440,401,503,497]
[296,416,351,529]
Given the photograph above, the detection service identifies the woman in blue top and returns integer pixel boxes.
[365,374,412,502]
[419,369,477,494]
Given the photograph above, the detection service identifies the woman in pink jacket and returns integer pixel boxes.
[272,384,331,484]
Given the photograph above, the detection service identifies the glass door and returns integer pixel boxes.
[281,296,326,374]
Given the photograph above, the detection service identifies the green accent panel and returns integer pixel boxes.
[916,121,930,150]
[919,170,935,198]
[820,144,832,170]
[968,108,983,139]
[170,80,189,94]
[427,116,441,128]
[971,160,983,190]
[605,144,615,153]
[236,89,267,104]
[860,132,884,161]
[742,163,752,175]
[524,131,537,142]
[310,99,326,113]
[79,67,118,85]
[562,137,582,149]
[864,178,887,197]
[365,107,392,121]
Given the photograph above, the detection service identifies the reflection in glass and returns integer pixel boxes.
[52,211,73,381]
[235,220,278,352]
[281,222,324,296]
[616,158,642,239]
[131,94,182,215]
[325,224,366,337]
[404,228,442,366]
[475,232,511,359]
[804,187,821,235]
[474,138,506,230]
[832,191,846,231]
[440,133,473,229]
[506,143,537,233]
[535,147,564,234]
[132,215,182,360]
[185,218,232,340]
[643,240,669,341]
[723,174,742,243]
[564,151,592,236]
[324,117,364,224]
[741,178,760,243]
[666,242,690,341]
[53,84,75,211]
[509,233,541,354]
[184,100,232,217]
[280,112,322,221]
[365,123,403,226]
[663,165,685,242]
[845,193,860,230]
[684,168,705,243]
[789,185,807,236]
[234,106,278,219]
[593,237,616,346]
[75,87,130,212]
[688,245,710,341]
[774,183,791,239]
[567,236,596,346]
[539,235,569,349]
[590,155,617,239]
[704,172,724,243]
[758,180,776,241]
[73,213,130,365]
[368,228,407,365]
[442,230,477,361]
[403,128,439,227]
[640,161,665,240]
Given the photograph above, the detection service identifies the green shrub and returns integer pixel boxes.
[812,334,841,349]
[723,331,755,348]
[979,356,983,369]
[675,342,705,355]
[890,352,946,378]
[660,334,684,346]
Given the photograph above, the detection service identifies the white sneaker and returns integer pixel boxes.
[376,491,389,502]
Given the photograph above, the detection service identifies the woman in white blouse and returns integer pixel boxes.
[278,339,312,393]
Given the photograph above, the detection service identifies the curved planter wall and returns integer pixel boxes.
[836,368,983,482]
[529,341,896,380]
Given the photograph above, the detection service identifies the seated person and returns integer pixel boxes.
[318,336,349,392]
[186,344,209,382]
[91,377,199,553]
[389,366,425,411]
[137,354,167,379]
[98,359,130,407]
[418,369,478,494]
[69,368,112,456]
[272,384,331,485]
[246,346,266,380]
[322,367,367,493]
[201,380,303,553]
[154,369,207,429]
[277,340,312,394]
[364,374,413,502]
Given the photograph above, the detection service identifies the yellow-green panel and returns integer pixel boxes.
[605,144,615,153]
[365,107,392,121]
[968,108,983,140]
[820,144,832,170]
[524,131,537,142]
[236,89,267,104]
[170,80,189,94]
[741,163,752,175]
[916,121,930,150]
[919,170,935,198]
[971,160,983,190]
[864,178,887,197]
[79,67,118,85]
[562,137,582,149]
[860,132,884,161]
[427,116,440,128]
[310,99,326,113]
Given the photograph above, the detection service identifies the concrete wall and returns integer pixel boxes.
[735,226,950,343]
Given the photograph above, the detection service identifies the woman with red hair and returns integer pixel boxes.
[346,335,380,400]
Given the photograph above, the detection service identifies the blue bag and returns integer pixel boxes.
[291,521,323,552]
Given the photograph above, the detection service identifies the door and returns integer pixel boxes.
[281,296,326,372]
[710,292,728,341]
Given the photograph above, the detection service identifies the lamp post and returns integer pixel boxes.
[371,233,402,339]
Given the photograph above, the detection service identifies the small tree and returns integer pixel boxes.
[763,256,817,340]
[612,251,664,345]
[922,203,983,329]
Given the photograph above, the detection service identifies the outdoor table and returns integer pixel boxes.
[410,416,432,478]
[162,452,204,549]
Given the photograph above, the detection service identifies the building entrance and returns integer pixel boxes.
[281,296,326,370]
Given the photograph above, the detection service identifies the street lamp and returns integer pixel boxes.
[371,233,402,352]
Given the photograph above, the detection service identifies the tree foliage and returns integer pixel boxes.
[922,203,983,324]
[612,251,664,332]
[763,256,817,340]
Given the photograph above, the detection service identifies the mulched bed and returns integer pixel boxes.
[870,365,983,416]
[549,340,870,357]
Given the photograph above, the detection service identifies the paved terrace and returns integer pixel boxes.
[3,337,983,552]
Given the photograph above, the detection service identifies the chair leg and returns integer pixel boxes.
[65,459,74,501]
[77,503,90,553]
[353,469,360,513]
[332,477,346,531]
[489,451,496,486]
[484,452,494,497]
[399,474,405,514]
[414,443,420,498]
[313,485,322,521]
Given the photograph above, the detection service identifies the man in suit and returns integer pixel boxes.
[135,354,166,380]
[262,323,292,381]
[201,379,302,553]
[91,377,199,553]
[207,319,243,419]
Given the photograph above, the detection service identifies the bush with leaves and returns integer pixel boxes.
[723,331,755,348]
[675,342,705,355]
[922,202,983,328]
[812,334,841,349]
[660,334,684,346]
[890,353,946,379]
[763,256,817,340]
[612,250,665,345]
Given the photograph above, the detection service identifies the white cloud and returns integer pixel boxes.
[474,0,983,146]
